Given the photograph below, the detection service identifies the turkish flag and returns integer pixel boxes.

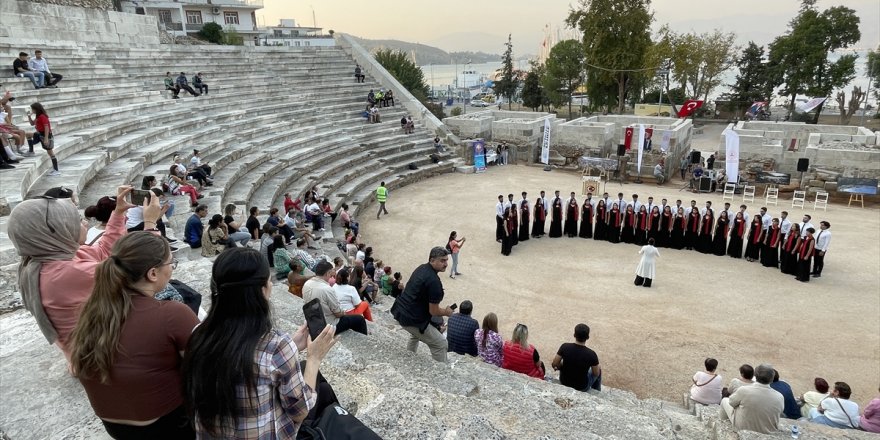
[624,127,634,151]
[677,99,704,118]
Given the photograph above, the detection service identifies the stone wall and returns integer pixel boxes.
[25,0,114,10]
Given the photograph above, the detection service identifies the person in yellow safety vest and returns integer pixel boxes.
[375,182,389,219]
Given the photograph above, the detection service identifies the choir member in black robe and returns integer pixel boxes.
[743,215,764,262]
[620,205,636,243]
[658,206,674,248]
[727,212,746,258]
[519,197,530,242]
[779,223,801,274]
[669,208,686,250]
[795,228,816,282]
[593,200,607,241]
[697,210,714,253]
[760,219,781,267]
[634,206,648,245]
[712,211,730,256]
[509,199,519,246]
[532,195,546,238]
[548,191,563,238]
[578,196,594,238]
[563,193,579,237]
[606,203,623,243]
[646,206,662,244]
[501,208,513,256]
[685,209,701,250]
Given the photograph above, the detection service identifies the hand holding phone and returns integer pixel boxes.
[302,298,327,342]
[449,303,457,311]
[130,189,152,206]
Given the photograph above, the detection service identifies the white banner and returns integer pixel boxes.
[636,124,645,176]
[724,129,740,184]
[660,130,672,153]
[540,119,551,164]
[797,97,827,113]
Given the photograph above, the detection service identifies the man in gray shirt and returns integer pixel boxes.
[720,364,784,434]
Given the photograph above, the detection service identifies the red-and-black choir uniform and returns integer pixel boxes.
[657,209,673,248]
[593,202,607,241]
[727,215,746,258]
[531,197,545,238]
[795,233,815,282]
[760,223,781,267]
[685,210,701,250]
[696,210,714,253]
[712,214,730,256]
[743,215,764,262]
[501,211,514,256]
[549,196,563,238]
[779,228,801,274]
[519,200,530,242]
[578,199,594,238]
[509,202,519,246]
[669,212,686,250]
[635,208,648,245]
[646,209,662,244]
[621,207,636,243]
[606,204,623,243]
[564,198,579,237]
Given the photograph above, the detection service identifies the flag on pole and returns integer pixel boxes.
[797,97,827,113]
[540,119,551,165]
[624,127,634,151]
[677,99,704,118]
[745,101,767,117]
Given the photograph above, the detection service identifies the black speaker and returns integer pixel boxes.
[797,158,809,172]
[617,144,626,157]
[699,177,713,192]
[690,151,701,164]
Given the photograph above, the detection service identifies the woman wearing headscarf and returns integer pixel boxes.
[7,186,158,360]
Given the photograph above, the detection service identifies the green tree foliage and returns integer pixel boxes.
[521,65,544,111]
[726,42,774,102]
[493,34,519,110]
[373,49,430,102]
[567,0,654,114]
[767,0,861,119]
[642,87,685,105]
[198,22,224,44]
[450,107,463,117]
[222,25,244,46]
[653,27,738,102]
[868,46,880,100]
[543,39,585,116]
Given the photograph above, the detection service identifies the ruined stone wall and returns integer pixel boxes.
[26,0,114,10]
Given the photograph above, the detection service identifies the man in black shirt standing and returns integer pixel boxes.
[552,323,602,391]
[390,246,455,362]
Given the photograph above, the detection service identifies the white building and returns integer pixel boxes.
[121,0,264,45]
[259,19,335,47]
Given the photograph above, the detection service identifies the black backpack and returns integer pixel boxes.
[168,279,202,315]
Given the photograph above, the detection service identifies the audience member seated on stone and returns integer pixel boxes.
[321,198,337,223]
[333,256,347,275]
[809,382,861,429]
[286,209,320,248]
[28,50,62,88]
[433,137,445,154]
[284,192,302,213]
[26,102,60,175]
[354,64,365,83]
[125,189,172,242]
[246,206,262,239]
[303,261,369,335]
[174,154,211,188]
[306,198,324,231]
[167,165,201,207]
[361,104,371,122]
[390,271,405,297]
[183,248,338,438]
[260,224,279,267]
[223,204,254,247]
[2,93,29,159]
[176,71,200,97]
[83,196,116,246]
[367,89,376,106]
[355,243,367,262]
[653,163,665,184]
[378,265,393,294]
[690,358,723,405]
[271,235,297,280]
[8,186,145,361]
[446,300,479,356]
[333,268,373,321]
[288,260,314,298]
[861,387,880,433]
[163,72,180,99]
[267,207,295,244]
[474,312,503,367]
[719,364,784,434]
[293,238,319,272]
[724,364,755,398]
[770,369,801,420]
[12,52,45,89]
[502,323,546,379]
[369,105,381,123]
[202,214,232,257]
[552,323,601,392]
[390,247,455,362]
[799,377,829,418]
[189,149,212,177]
[69,232,198,438]
[141,175,176,218]
[404,116,415,134]
[184,204,208,248]
[351,264,380,304]
[384,90,394,106]
[372,260,385,284]
[192,72,208,95]
[375,90,384,107]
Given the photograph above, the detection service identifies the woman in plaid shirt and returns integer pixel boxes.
[183,248,337,438]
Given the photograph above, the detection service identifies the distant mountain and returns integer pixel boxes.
[348,35,502,65]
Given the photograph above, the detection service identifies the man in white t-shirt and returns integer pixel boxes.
[690,358,723,405]
[810,382,861,430]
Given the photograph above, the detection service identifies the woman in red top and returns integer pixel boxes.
[727,212,746,258]
[26,102,60,176]
[635,205,648,245]
[795,227,816,282]
[501,323,545,379]
[518,198,530,242]
[593,200,607,241]
[621,205,636,243]
[761,218,782,268]
[744,214,764,262]
[779,223,801,275]
[606,202,623,243]
[578,197,593,239]
[447,230,465,279]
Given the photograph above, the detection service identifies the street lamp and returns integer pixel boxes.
[656,64,669,117]
[463,61,471,115]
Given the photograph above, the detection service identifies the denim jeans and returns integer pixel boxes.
[18,71,45,88]
[229,231,251,246]
[450,252,459,274]
[580,369,602,392]
[809,409,853,429]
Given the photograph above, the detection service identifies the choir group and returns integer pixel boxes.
[495,190,831,283]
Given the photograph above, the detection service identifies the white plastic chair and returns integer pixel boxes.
[813,191,829,211]
[765,187,779,206]
[792,190,806,209]
[742,185,756,203]
[722,183,736,200]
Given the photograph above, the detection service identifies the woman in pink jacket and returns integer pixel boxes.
[7,186,160,360]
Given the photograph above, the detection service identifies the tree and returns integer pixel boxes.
[642,87,685,105]
[198,22,223,44]
[653,27,737,103]
[767,0,861,121]
[521,65,544,111]
[726,42,774,102]
[543,39,585,116]
[567,0,654,114]
[373,49,430,101]
[834,86,865,125]
[222,25,244,45]
[868,46,880,100]
[493,35,519,110]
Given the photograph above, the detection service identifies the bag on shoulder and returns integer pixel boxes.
[297,404,381,440]
[168,279,202,315]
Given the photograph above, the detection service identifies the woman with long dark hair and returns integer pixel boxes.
[26,102,60,175]
[593,200,607,241]
[606,202,622,243]
[779,223,801,274]
[646,206,662,244]
[518,198,530,241]
[620,205,636,244]
[743,214,764,262]
[70,232,198,438]
[761,218,782,268]
[712,211,730,256]
[578,197,593,238]
[696,209,714,254]
[501,207,513,256]
[167,164,200,207]
[563,196,579,237]
[658,206,674,248]
[183,248,337,438]
[669,207,686,250]
[635,205,648,245]
[531,196,545,238]
[685,208,701,250]
[509,201,519,246]
[727,212,747,258]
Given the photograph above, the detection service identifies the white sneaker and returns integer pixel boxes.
[47,170,61,176]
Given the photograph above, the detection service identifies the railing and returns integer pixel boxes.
[173,0,264,7]
[160,22,184,31]
[262,34,333,40]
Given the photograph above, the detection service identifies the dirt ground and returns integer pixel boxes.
[358,164,880,408]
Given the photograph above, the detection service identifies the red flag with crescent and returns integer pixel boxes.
[624,127,634,151]
[677,99,704,118]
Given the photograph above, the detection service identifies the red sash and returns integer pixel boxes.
[662,213,672,231]
[751,219,763,244]
[568,201,579,221]
[535,199,545,221]
[701,215,712,234]
[583,203,593,223]
[626,212,635,227]
[800,236,814,259]
[638,213,647,230]
[614,210,622,227]
[735,219,745,237]
[766,227,780,247]
[783,233,797,251]
[689,213,700,232]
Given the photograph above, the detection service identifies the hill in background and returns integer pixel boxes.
[349,35,504,65]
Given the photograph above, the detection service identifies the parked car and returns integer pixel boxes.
[470,99,491,107]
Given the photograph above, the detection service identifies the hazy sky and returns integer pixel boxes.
[258,0,879,55]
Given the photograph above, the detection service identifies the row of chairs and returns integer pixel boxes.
[721,183,829,211]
